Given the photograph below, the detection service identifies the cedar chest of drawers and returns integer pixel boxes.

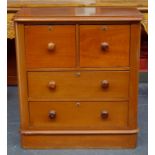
[14,7,142,148]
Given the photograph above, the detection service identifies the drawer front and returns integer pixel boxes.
[28,71,129,100]
[29,101,128,129]
[80,25,130,67]
[25,25,76,68]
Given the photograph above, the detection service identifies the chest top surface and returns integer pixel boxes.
[15,7,142,22]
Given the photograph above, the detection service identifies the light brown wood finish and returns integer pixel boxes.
[15,23,29,129]
[7,2,147,86]
[15,7,142,148]
[7,0,147,86]
[21,129,139,135]
[28,71,129,100]
[21,134,137,149]
[29,101,128,130]
[80,25,130,67]
[14,7,142,22]
[27,67,130,71]
[25,25,76,68]
[128,23,141,129]
[7,0,148,39]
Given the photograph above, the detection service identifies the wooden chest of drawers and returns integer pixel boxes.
[14,7,142,148]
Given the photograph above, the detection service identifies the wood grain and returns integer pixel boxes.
[80,25,130,67]
[28,71,129,100]
[128,23,141,129]
[14,7,143,22]
[21,134,137,148]
[14,7,142,148]
[15,23,29,129]
[25,25,76,68]
[27,67,130,71]
[21,129,139,135]
[29,101,128,130]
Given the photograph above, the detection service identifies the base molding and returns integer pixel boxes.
[21,133,137,149]
[21,129,139,135]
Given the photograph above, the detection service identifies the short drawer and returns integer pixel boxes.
[80,25,130,67]
[28,71,129,100]
[25,25,76,68]
[29,101,128,129]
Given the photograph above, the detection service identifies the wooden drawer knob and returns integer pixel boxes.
[101,80,109,89]
[101,111,109,119]
[101,42,109,51]
[48,42,55,51]
[49,110,56,119]
[48,81,56,89]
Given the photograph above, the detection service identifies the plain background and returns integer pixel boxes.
[0,0,154,154]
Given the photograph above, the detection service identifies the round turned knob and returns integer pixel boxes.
[101,42,109,51]
[101,111,109,119]
[101,80,109,89]
[48,81,56,89]
[49,110,56,119]
[48,42,55,51]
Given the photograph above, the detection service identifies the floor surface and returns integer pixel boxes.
[7,83,148,155]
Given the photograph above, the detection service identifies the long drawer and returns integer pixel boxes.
[29,101,128,130]
[28,71,129,101]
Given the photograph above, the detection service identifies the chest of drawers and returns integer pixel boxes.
[14,7,142,148]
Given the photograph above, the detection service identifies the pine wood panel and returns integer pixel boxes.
[80,25,130,67]
[25,25,76,68]
[28,71,129,101]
